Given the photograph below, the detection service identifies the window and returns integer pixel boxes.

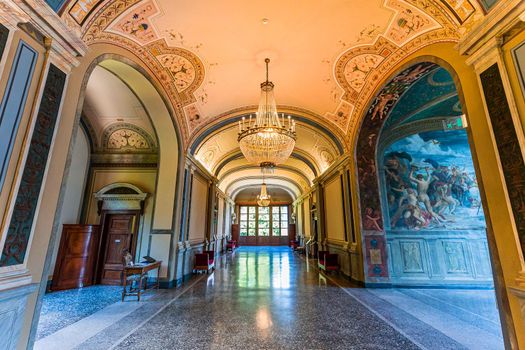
[272,206,289,236]
[240,206,256,236]
[239,205,288,236]
[258,207,270,236]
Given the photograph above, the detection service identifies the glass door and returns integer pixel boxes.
[239,205,290,245]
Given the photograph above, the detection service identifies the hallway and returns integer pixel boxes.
[35,247,503,350]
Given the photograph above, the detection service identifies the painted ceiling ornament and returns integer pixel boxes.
[147,39,205,104]
[103,123,156,153]
[238,58,297,174]
[156,54,196,92]
[106,0,160,45]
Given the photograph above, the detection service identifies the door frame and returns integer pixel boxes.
[94,209,141,284]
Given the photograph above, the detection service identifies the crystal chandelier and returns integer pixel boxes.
[238,58,296,173]
[256,181,271,207]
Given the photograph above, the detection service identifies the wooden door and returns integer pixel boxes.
[98,212,139,285]
[231,224,240,243]
[51,225,100,291]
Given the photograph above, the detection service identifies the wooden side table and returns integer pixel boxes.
[122,261,162,301]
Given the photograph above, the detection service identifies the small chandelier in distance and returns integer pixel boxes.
[256,181,271,207]
[238,58,297,173]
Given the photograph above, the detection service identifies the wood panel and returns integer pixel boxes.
[51,225,100,291]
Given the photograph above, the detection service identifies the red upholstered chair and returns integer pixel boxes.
[204,250,215,267]
[226,240,237,251]
[318,251,339,273]
[194,251,215,273]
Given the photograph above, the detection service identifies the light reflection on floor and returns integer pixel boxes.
[35,246,504,350]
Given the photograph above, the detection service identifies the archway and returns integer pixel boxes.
[354,61,504,347]
[32,48,184,346]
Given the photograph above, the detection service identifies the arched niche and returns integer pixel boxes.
[354,62,492,287]
[57,43,184,233]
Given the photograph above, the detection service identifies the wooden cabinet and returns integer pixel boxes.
[51,225,100,291]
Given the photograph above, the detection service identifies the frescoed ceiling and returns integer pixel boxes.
[382,67,463,131]
[61,0,484,144]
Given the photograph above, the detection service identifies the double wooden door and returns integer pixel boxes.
[97,211,140,285]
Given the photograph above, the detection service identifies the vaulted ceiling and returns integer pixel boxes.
[65,0,486,199]
[64,0,483,142]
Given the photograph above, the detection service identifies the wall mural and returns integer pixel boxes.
[383,129,485,231]
[356,62,437,278]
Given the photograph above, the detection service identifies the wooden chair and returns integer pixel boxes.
[318,250,339,273]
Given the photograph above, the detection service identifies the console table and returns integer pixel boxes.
[122,261,161,301]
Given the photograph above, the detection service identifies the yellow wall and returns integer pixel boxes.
[188,174,208,243]
[302,198,311,238]
[323,176,345,242]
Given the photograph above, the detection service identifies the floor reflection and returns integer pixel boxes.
[236,247,291,289]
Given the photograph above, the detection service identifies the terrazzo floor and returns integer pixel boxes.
[35,246,504,350]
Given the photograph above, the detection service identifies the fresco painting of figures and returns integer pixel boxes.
[383,129,485,231]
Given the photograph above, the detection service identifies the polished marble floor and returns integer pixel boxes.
[35,246,504,350]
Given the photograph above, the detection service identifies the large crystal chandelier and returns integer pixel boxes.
[238,58,296,173]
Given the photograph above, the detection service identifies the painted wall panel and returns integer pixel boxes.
[0,64,66,267]
[188,175,208,242]
[324,176,345,241]
[303,199,310,238]
[0,41,37,191]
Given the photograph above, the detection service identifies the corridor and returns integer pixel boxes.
[35,247,502,350]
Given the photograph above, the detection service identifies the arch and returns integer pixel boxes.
[188,111,345,155]
[72,47,184,232]
[353,55,493,286]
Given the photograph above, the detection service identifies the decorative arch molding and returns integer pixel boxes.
[72,50,184,234]
[224,176,303,199]
[77,0,207,137]
[188,109,345,156]
[219,165,313,188]
[231,184,297,202]
[188,105,347,151]
[212,150,320,179]
[102,122,158,153]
